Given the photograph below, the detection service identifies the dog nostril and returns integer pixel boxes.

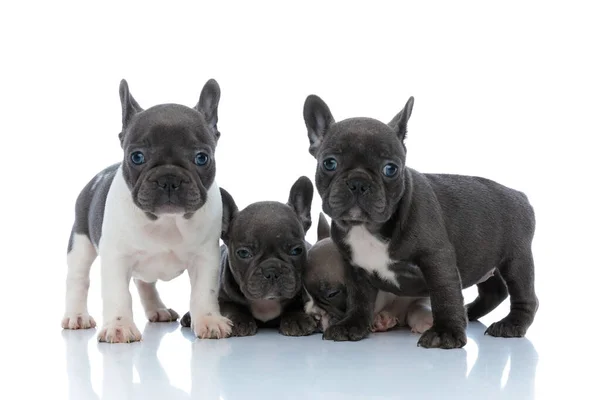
[347,179,370,194]
[262,267,280,280]
[156,175,183,191]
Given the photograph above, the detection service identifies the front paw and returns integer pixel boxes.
[146,308,179,323]
[97,317,141,343]
[192,314,232,339]
[62,313,96,330]
[371,311,398,333]
[279,312,318,336]
[230,317,258,337]
[323,319,370,341]
[485,319,527,338]
[417,325,466,349]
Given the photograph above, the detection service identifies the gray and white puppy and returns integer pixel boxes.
[62,79,232,343]
[181,177,318,336]
[302,94,539,348]
[304,214,434,335]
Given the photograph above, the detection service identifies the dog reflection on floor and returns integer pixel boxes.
[63,322,188,400]
[63,321,538,399]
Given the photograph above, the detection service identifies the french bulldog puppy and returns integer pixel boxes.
[181,177,318,337]
[302,94,539,348]
[304,214,434,335]
[62,79,232,342]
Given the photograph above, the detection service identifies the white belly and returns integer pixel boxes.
[345,225,398,285]
[132,250,188,282]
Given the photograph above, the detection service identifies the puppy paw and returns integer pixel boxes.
[231,317,258,337]
[411,315,433,334]
[146,308,179,323]
[62,313,96,330]
[371,311,398,332]
[280,312,318,336]
[180,311,191,327]
[97,317,141,343]
[485,319,527,338]
[323,319,370,341]
[417,325,466,349]
[192,314,232,339]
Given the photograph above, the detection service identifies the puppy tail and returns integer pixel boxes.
[317,212,330,241]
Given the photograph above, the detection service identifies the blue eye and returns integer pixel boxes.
[383,163,399,177]
[236,249,252,259]
[130,151,145,165]
[195,152,209,166]
[290,246,303,256]
[323,158,337,171]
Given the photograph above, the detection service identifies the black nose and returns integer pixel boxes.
[156,175,183,191]
[262,266,281,281]
[346,178,371,194]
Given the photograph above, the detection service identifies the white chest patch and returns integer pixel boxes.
[345,225,398,286]
[249,299,283,322]
[132,249,188,282]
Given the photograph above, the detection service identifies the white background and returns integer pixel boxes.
[1,1,599,398]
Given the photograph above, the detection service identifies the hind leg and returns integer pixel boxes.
[134,279,179,322]
[466,271,508,321]
[486,254,539,337]
[62,232,97,329]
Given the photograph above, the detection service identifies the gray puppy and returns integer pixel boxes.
[181,177,318,336]
[304,214,434,335]
[302,94,539,348]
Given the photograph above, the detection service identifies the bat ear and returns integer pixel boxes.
[303,95,335,157]
[287,176,314,234]
[195,78,221,141]
[388,96,414,143]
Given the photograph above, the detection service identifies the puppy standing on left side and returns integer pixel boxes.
[62,79,232,342]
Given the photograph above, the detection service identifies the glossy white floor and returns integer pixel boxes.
[4,267,599,400]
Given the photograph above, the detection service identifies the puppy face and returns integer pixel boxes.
[303,237,347,331]
[303,95,414,229]
[222,177,314,302]
[118,79,221,218]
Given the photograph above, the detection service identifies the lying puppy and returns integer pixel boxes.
[181,177,318,336]
[304,214,433,335]
[62,79,232,342]
[302,94,539,348]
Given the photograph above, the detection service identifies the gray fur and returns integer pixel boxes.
[303,94,539,347]
[67,78,222,253]
[181,178,318,337]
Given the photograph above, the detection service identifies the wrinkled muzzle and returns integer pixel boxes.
[133,165,204,214]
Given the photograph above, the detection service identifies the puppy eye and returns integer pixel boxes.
[236,248,253,259]
[323,158,337,171]
[289,246,303,256]
[195,152,209,166]
[326,290,340,299]
[130,151,146,165]
[383,163,399,177]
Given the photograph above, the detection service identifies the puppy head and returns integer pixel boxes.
[303,95,414,229]
[303,214,347,331]
[118,78,222,219]
[223,176,314,301]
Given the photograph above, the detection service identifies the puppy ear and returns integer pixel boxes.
[317,212,330,241]
[219,187,238,245]
[195,78,221,141]
[119,79,143,143]
[388,96,414,143]
[287,176,314,234]
[303,95,335,158]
